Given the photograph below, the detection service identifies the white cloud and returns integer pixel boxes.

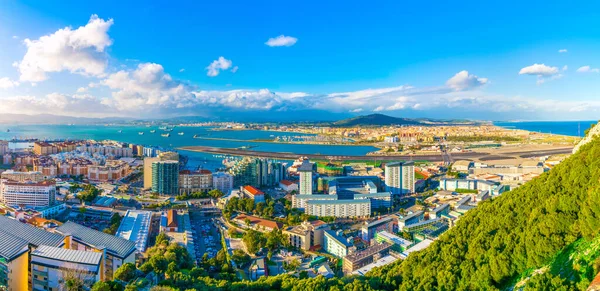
[102,62,194,111]
[12,35,18,39]
[558,49,568,53]
[562,65,568,71]
[76,87,88,93]
[231,66,239,73]
[179,68,185,73]
[0,93,113,117]
[373,106,385,112]
[350,108,363,113]
[16,14,113,82]
[206,57,233,77]
[265,35,298,47]
[576,65,600,73]
[0,78,19,89]
[446,70,488,91]
[519,64,559,76]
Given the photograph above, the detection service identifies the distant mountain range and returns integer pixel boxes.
[0,113,132,124]
[0,112,485,126]
[330,114,483,127]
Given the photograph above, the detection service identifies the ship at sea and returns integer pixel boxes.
[150,130,156,133]
[178,132,184,136]
[161,133,170,137]
[138,132,144,135]
[117,130,122,133]
[159,126,167,130]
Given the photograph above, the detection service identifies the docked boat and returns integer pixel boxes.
[178,132,184,136]
[161,133,170,137]
[159,126,167,130]
[150,130,156,133]
[117,130,122,133]
[138,132,144,135]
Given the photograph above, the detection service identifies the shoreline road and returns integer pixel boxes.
[178,146,574,162]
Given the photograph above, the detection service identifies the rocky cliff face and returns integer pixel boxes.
[573,122,600,154]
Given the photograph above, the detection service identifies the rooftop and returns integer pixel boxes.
[243,185,264,196]
[56,221,136,259]
[115,210,152,253]
[235,214,282,230]
[0,215,64,249]
[324,230,353,247]
[0,230,29,261]
[32,245,103,266]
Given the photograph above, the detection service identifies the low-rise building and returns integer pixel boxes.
[361,216,395,242]
[1,170,45,183]
[283,220,329,251]
[30,245,103,291]
[233,214,282,233]
[279,180,298,192]
[323,230,353,258]
[179,170,212,194]
[56,221,137,281]
[242,185,265,203]
[343,242,392,274]
[161,209,179,232]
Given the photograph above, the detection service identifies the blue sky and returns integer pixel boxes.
[1,0,600,121]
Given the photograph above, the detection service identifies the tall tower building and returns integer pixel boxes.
[385,161,415,195]
[298,159,314,195]
[143,151,179,189]
[152,160,179,195]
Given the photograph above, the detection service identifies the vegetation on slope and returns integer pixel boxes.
[366,132,600,290]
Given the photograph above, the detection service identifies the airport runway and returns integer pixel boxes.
[179,146,574,162]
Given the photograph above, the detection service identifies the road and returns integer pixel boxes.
[179,145,574,162]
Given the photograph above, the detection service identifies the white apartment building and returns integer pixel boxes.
[212,172,233,194]
[306,199,371,218]
[0,180,56,208]
[385,161,415,195]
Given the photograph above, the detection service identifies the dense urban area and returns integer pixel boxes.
[0,120,588,291]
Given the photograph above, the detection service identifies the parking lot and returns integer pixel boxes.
[189,211,222,265]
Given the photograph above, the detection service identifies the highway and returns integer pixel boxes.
[178,145,574,162]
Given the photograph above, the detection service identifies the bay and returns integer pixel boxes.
[494,120,597,137]
[0,125,378,170]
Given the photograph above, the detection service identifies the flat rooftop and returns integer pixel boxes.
[115,210,152,253]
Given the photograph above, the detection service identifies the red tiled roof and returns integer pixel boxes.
[179,170,191,174]
[235,214,282,230]
[279,180,296,186]
[310,220,326,227]
[167,210,178,227]
[243,185,264,196]
[199,169,212,174]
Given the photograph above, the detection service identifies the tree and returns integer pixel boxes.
[91,281,123,291]
[242,229,266,254]
[155,233,169,246]
[139,262,153,274]
[208,189,224,198]
[114,263,137,282]
[149,255,168,274]
[166,262,179,278]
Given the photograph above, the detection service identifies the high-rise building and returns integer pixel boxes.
[229,157,287,188]
[298,159,314,195]
[152,160,179,195]
[0,141,8,155]
[143,151,179,189]
[385,161,415,195]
